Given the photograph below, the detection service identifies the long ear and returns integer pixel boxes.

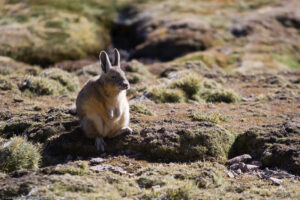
[112,48,120,67]
[99,51,111,73]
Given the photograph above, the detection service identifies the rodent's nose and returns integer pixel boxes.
[121,81,130,90]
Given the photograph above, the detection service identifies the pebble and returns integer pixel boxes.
[243,164,259,172]
[235,169,242,175]
[90,164,127,175]
[269,177,283,185]
[230,163,240,170]
[90,157,105,165]
[227,171,235,178]
[227,154,252,165]
[151,185,161,190]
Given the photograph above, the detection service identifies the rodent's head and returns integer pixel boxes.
[99,49,130,91]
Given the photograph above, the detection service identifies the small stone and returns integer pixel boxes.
[227,171,235,178]
[229,163,240,170]
[13,98,24,103]
[152,185,161,190]
[250,160,262,168]
[227,154,252,165]
[243,164,259,172]
[90,157,105,165]
[239,162,246,171]
[269,177,283,185]
[90,164,127,175]
[235,169,242,174]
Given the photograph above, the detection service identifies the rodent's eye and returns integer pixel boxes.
[111,75,116,79]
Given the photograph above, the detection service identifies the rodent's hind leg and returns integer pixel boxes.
[95,137,106,152]
[114,127,132,137]
[80,117,99,138]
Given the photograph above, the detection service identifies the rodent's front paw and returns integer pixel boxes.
[125,127,132,134]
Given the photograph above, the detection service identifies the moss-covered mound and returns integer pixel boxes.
[230,121,300,175]
[0,137,41,172]
[0,0,114,66]
[0,108,78,142]
[0,57,79,96]
[107,122,235,163]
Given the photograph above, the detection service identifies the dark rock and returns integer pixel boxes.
[231,24,253,37]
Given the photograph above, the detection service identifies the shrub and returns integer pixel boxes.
[131,103,154,116]
[170,74,201,98]
[191,112,227,124]
[148,87,186,103]
[0,137,41,172]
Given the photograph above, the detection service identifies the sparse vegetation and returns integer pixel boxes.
[191,112,227,124]
[19,76,67,96]
[0,137,41,172]
[131,102,154,116]
[148,87,186,103]
[41,68,79,92]
[148,74,240,103]
[201,89,241,103]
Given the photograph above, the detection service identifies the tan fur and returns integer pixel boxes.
[76,50,130,140]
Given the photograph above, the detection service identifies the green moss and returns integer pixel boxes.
[274,54,299,69]
[18,76,67,96]
[191,112,227,124]
[130,103,154,116]
[0,2,111,66]
[41,68,79,92]
[0,137,41,172]
[148,87,186,103]
[107,124,235,163]
[136,177,165,189]
[0,75,16,91]
[54,162,90,176]
[161,187,191,200]
[45,20,68,29]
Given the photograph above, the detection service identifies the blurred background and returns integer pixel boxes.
[0,0,299,71]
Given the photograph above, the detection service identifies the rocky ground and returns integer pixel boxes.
[0,0,300,199]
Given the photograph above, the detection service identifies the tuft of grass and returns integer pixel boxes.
[163,187,191,200]
[200,89,240,103]
[18,76,67,96]
[41,68,79,92]
[131,103,154,116]
[54,162,90,176]
[191,112,227,124]
[148,87,186,103]
[0,75,16,91]
[0,137,41,172]
[136,177,165,189]
[170,74,201,98]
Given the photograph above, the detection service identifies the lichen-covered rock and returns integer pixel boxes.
[230,121,300,175]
